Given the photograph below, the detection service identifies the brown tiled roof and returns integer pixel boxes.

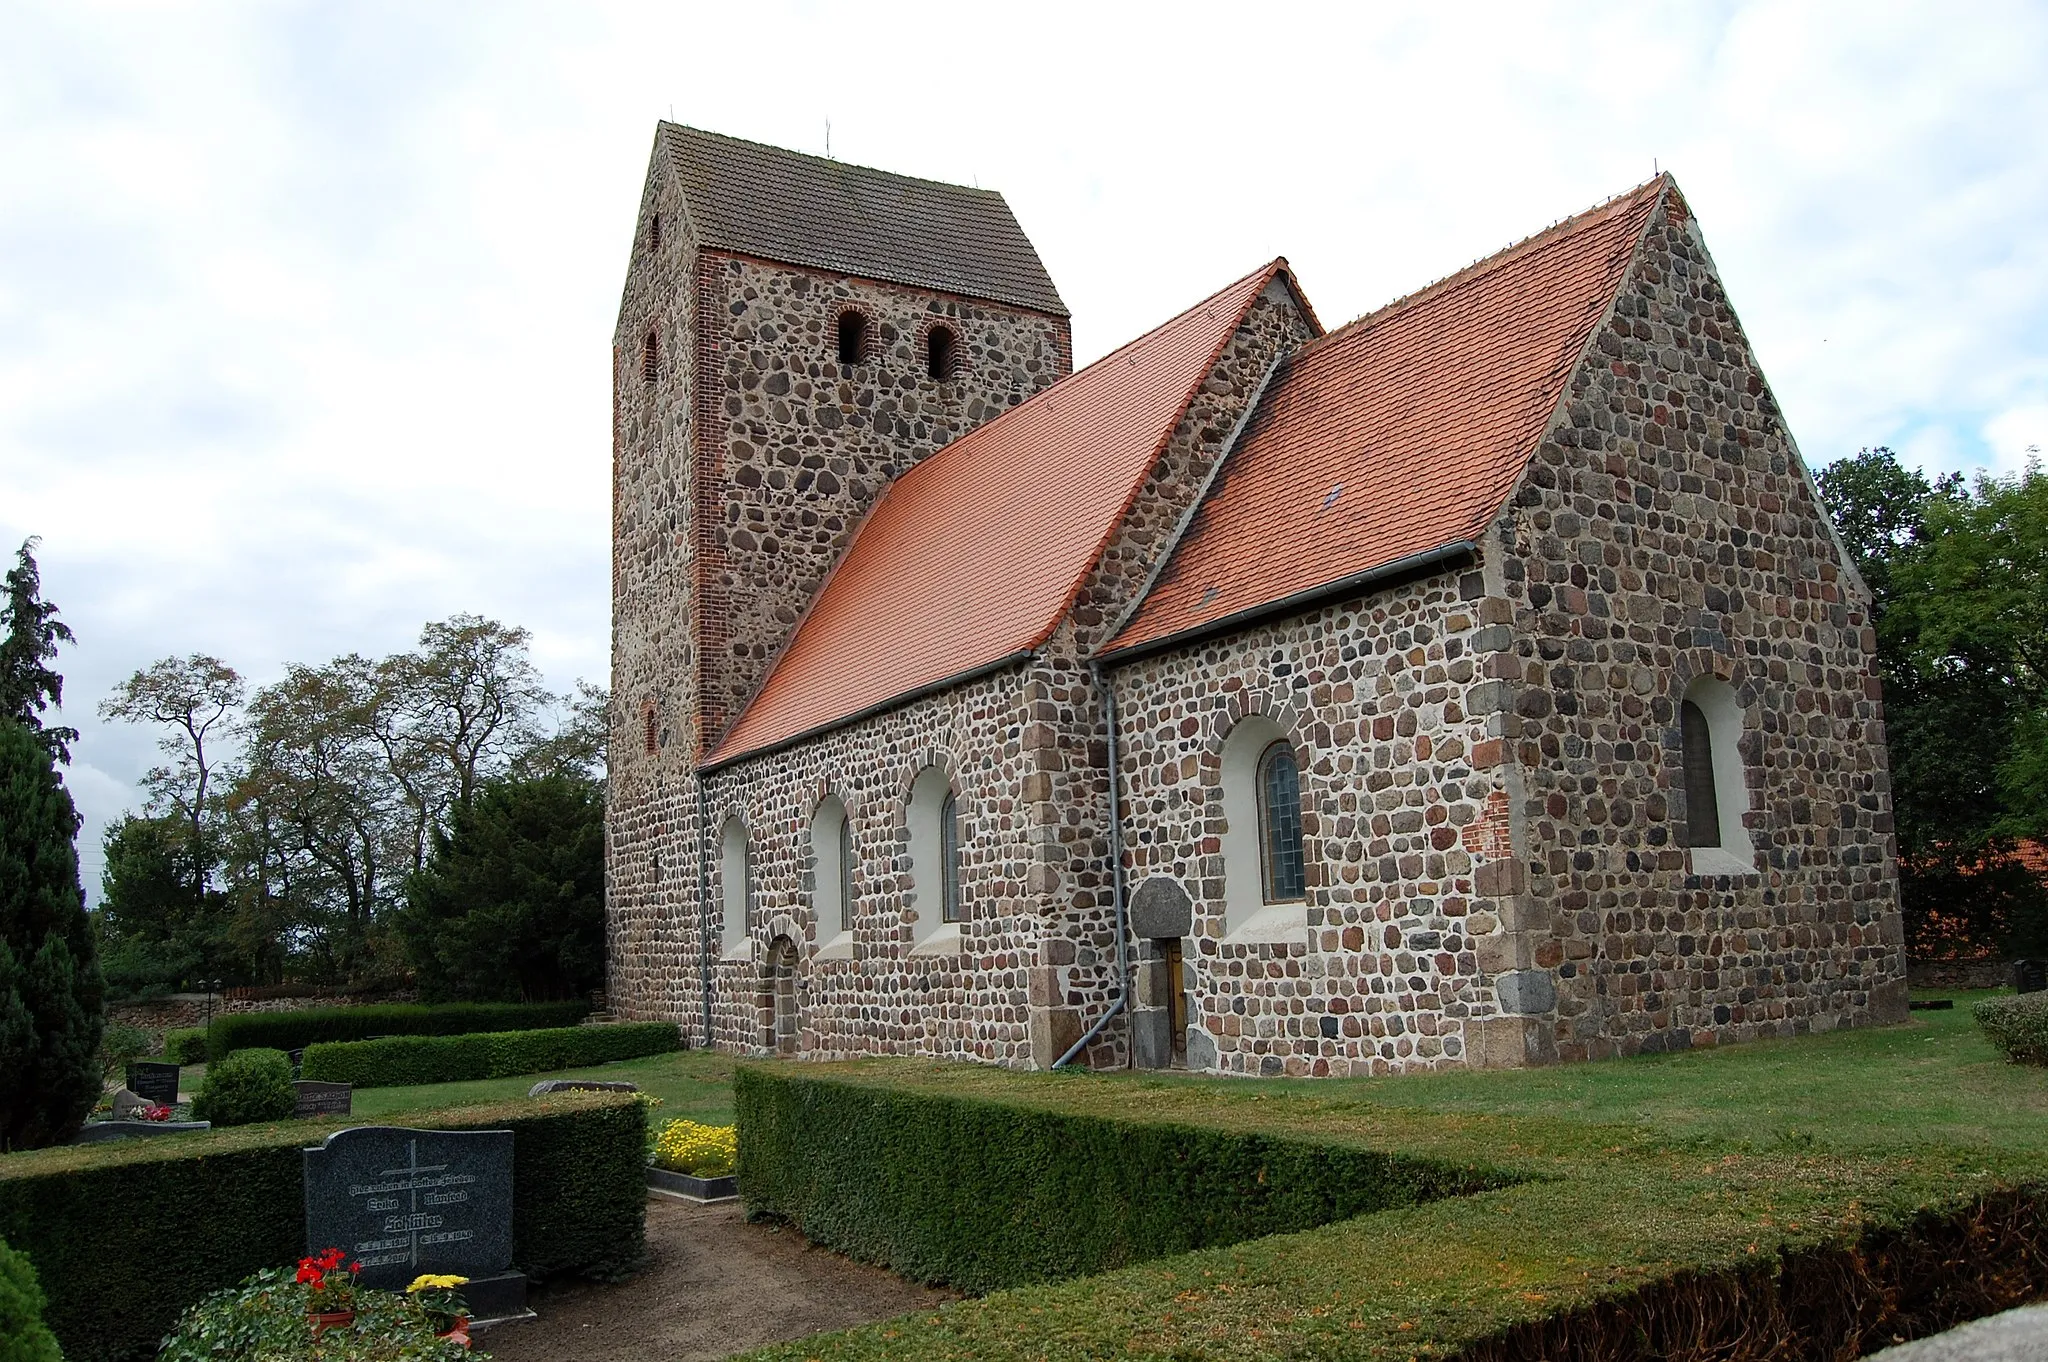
[660,124,1066,316]
[1102,177,1669,658]
[706,262,1295,766]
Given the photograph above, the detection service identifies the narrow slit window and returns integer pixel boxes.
[641,329,659,384]
[836,310,868,366]
[1258,741,1306,903]
[926,326,956,381]
[838,812,856,933]
[1681,699,1721,848]
[643,706,657,754]
[940,790,962,922]
[648,212,661,251]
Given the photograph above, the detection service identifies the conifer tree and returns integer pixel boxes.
[0,538,78,766]
[0,717,104,1149]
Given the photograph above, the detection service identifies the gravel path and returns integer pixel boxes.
[483,1194,955,1361]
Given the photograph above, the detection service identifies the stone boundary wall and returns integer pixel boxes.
[109,991,419,1038]
[1907,959,2015,991]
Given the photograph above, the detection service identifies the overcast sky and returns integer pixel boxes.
[4,0,2044,896]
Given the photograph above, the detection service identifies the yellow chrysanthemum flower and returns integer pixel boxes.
[406,1273,469,1293]
[652,1119,738,1176]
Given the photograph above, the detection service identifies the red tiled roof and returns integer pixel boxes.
[1101,177,1669,658]
[707,260,1296,766]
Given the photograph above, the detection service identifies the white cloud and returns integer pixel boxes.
[2,0,2045,895]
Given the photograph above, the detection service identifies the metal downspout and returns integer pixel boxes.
[1054,663,1130,1069]
[696,776,714,1049]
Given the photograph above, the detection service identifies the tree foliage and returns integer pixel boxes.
[0,718,105,1149]
[1816,448,2048,957]
[0,539,78,766]
[96,614,607,991]
[396,773,606,1002]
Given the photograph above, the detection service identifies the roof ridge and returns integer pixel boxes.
[658,121,1009,200]
[1297,174,1669,360]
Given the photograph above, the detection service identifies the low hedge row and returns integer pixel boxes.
[300,1021,681,1088]
[1975,992,2048,1064]
[0,1091,646,1362]
[206,1000,589,1062]
[162,1028,208,1065]
[734,1065,1515,1292]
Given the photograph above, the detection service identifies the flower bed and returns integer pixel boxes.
[159,1261,472,1361]
[647,1119,738,1202]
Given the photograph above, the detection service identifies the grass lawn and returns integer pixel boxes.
[727,989,2048,1361]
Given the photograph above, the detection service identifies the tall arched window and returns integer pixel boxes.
[925,325,956,380]
[1258,742,1306,903]
[1218,716,1311,943]
[1679,677,1757,875]
[907,765,960,951]
[940,791,962,923]
[810,796,854,956]
[720,816,749,957]
[836,310,868,366]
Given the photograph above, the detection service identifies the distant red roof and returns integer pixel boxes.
[707,261,1296,766]
[1102,177,1668,658]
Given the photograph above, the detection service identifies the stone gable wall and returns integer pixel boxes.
[1103,568,1523,1076]
[1481,188,1907,1062]
[693,255,1071,740]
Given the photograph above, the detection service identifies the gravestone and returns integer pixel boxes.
[125,1062,180,1107]
[73,1119,211,1143]
[293,1081,353,1118]
[527,1078,638,1097]
[303,1127,513,1289]
[2016,959,2047,995]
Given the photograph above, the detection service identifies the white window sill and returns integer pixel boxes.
[909,922,963,957]
[719,937,753,963]
[814,930,855,961]
[1688,846,1759,878]
[1223,902,1310,946]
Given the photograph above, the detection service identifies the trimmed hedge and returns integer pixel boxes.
[206,1000,589,1063]
[1975,991,2048,1064]
[0,1091,646,1362]
[735,1065,1514,1292]
[162,1027,208,1065]
[300,1021,681,1088]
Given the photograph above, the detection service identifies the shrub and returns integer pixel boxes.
[652,1119,735,1176]
[158,1264,468,1361]
[206,999,588,1063]
[1975,992,2048,1065]
[0,1091,646,1361]
[0,1234,61,1362]
[191,1047,296,1126]
[736,1066,1514,1293]
[301,1021,680,1088]
[164,1027,209,1064]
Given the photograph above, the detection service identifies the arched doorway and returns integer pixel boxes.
[761,936,800,1056]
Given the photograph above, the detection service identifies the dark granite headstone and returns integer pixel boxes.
[125,1062,180,1107]
[303,1126,513,1290]
[527,1078,638,1096]
[294,1081,353,1118]
[2016,959,2047,995]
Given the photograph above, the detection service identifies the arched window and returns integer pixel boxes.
[925,325,956,380]
[906,765,960,950]
[1679,677,1756,875]
[720,816,749,957]
[940,791,962,923]
[810,796,854,954]
[640,328,659,384]
[1258,742,1306,903]
[1218,716,1310,943]
[836,310,868,366]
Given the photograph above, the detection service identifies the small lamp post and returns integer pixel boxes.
[203,979,223,1029]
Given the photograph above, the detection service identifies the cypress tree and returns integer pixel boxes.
[0,717,104,1149]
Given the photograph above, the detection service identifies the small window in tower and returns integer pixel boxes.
[643,705,657,754]
[641,329,659,384]
[836,310,868,366]
[926,325,957,381]
[648,212,661,251]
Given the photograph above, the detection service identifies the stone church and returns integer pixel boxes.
[606,124,1907,1076]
